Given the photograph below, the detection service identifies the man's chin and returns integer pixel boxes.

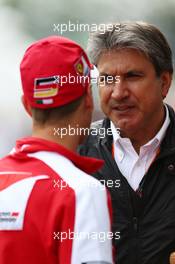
[113,119,139,136]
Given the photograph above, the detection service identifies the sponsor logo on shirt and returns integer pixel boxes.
[0,212,19,222]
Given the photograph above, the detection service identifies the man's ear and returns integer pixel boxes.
[21,95,32,117]
[84,84,94,110]
[160,71,172,99]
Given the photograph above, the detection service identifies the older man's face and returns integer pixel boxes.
[97,48,170,136]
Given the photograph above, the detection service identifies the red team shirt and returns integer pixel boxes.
[0,137,113,264]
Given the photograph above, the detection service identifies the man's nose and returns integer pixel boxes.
[111,80,129,101]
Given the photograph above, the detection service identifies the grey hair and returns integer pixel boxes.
[87,21,173,76]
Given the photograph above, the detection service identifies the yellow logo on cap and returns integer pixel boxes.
[76,62,83,74]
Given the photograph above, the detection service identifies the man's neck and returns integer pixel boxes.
[32,126,80,152]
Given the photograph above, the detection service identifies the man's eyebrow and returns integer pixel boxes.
[99,72,116,76]
[99,70,144,75]
[125,70,144,76]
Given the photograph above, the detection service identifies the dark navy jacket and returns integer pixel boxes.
[79,105,175,264]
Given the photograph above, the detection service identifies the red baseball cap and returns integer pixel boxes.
[20,35,91,109]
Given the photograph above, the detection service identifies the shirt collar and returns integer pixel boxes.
[151,104,170,144]
[11,137,104,174]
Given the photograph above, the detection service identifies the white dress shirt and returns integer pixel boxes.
[111,105,170,191]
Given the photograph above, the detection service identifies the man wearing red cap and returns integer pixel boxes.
[0,36,113,264]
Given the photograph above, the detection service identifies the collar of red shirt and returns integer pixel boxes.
[12,137,104,175]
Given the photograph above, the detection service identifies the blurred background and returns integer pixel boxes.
[0,0,175,157]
